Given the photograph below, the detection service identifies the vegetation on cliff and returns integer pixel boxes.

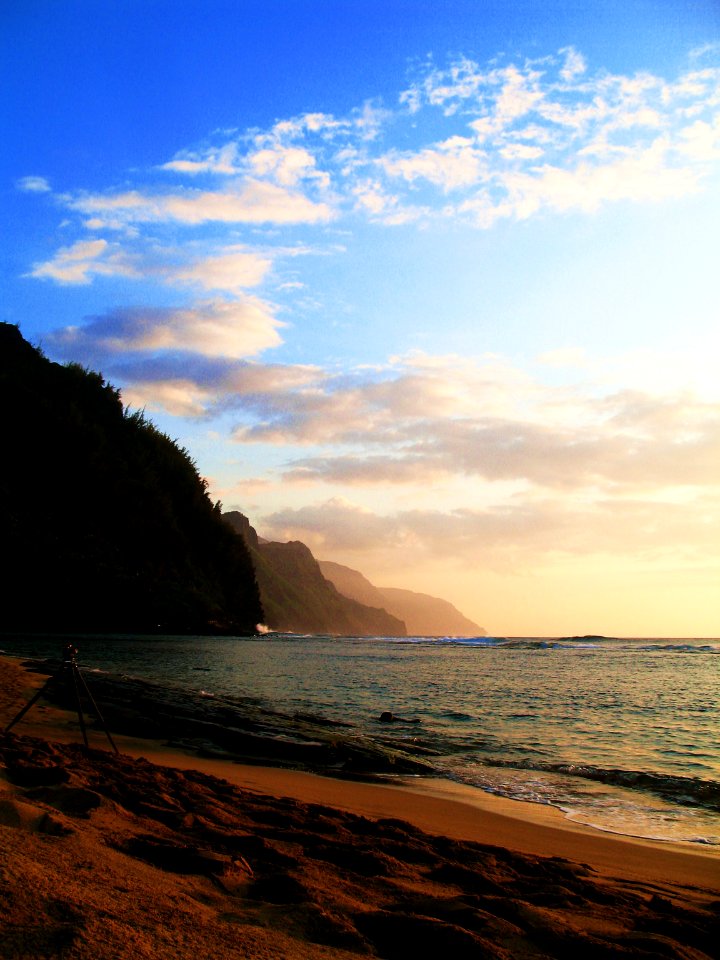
[0,323,262,634]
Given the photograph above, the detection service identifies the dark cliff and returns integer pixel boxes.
[223,512,407,636]
[0,323,262,634]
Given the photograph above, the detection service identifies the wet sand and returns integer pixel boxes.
[1,654,718,959]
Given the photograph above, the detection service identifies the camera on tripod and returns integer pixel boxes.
[4,642,118,753]
[63,642,79,663]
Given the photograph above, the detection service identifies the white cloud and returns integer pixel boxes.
[271,111,349,139]
[41,290,720,565]
[50,296,283,359]
[96,354,326,419]
[82,216,138,232]
[263,498,399,551]
[539,342,720,402]
[161,142,240,175]
[493,64,544,126]
[172,246,272,292]
[260,489,720,566]
[668,67,720,102]
[559,47,587,83]
[70,179,333,225]
[249,144,329,188]
[500,142,698,216]
[382,52,720,226]
[352,100,392,140]
[458,135,701,225]
[28,239,137,285]
[400,55,484,114]
[499,143,544,161]
[140,349,715,500]
[380,137,486,190]
[351,180,425,224]
[690,42,720,62]
[678,116,720,160]
[30,234,276,295]
[122,297,284,357]
[16,175,51,193]
[32,48,720,267]
[121,379,216,417]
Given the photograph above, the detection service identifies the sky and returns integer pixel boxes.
[2,0,720,637]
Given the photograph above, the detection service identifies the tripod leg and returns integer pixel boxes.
[4,673,57,734]
[69,663,89,749]
[75,668,119,754]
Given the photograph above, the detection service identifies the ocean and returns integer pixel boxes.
[2,633,719,849]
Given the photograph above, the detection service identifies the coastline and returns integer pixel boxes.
[2,653,718,885]
[2,653,719,958]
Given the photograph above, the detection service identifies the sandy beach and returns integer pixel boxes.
[1,654,718,959]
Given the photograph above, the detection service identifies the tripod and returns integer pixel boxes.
[4,643,119,753]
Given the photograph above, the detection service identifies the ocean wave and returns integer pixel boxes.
[421,637,583,650]
[636,643,720,653]
[484,758,720,812]
[399,635,720,654]
[405,636,548,648]
[423,636,508,646]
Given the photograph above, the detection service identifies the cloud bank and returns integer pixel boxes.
[27,48,720,273]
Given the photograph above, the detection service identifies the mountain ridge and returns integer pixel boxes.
[223,512,407,636]
[319,560,486,637]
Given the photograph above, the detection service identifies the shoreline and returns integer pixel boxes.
[2,653,719,959]
[2,653,718,889]
[125,752,720,889]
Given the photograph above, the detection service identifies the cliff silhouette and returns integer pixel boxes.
[224,512,483,637]
[0,323,262,634]
[223,512,406,636]
[1,324,482,638]
[319,560,486,637]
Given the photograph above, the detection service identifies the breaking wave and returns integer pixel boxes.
[482,758,720,813]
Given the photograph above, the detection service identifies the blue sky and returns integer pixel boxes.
[3,0,720,635]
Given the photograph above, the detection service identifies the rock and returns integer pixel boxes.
[378,711,420,724]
